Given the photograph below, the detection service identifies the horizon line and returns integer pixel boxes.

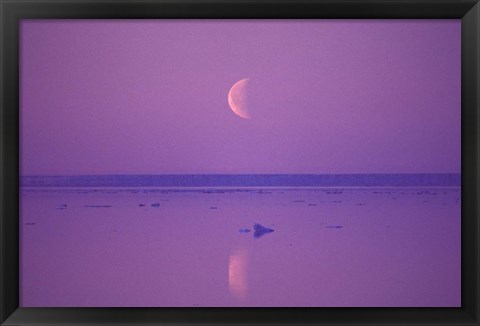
[20,173,461,187]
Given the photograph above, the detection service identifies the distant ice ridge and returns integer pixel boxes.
[20,174,461,188]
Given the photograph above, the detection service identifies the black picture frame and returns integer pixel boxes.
[1,0,479,325]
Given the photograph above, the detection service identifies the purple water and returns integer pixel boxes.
[20,187,460,307]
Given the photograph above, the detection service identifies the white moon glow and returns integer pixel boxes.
[228,78,251,119]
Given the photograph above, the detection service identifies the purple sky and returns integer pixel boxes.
[20,20,460,175]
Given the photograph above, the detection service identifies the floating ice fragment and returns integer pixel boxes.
[84,205,112,208]
[253,223,274,239]
[326,190,343,194]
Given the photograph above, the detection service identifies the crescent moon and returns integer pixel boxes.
[228,78,251,119]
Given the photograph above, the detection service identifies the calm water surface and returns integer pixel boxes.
[20,187,460,307]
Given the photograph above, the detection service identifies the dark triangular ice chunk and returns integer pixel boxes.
[253,223,274,239]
